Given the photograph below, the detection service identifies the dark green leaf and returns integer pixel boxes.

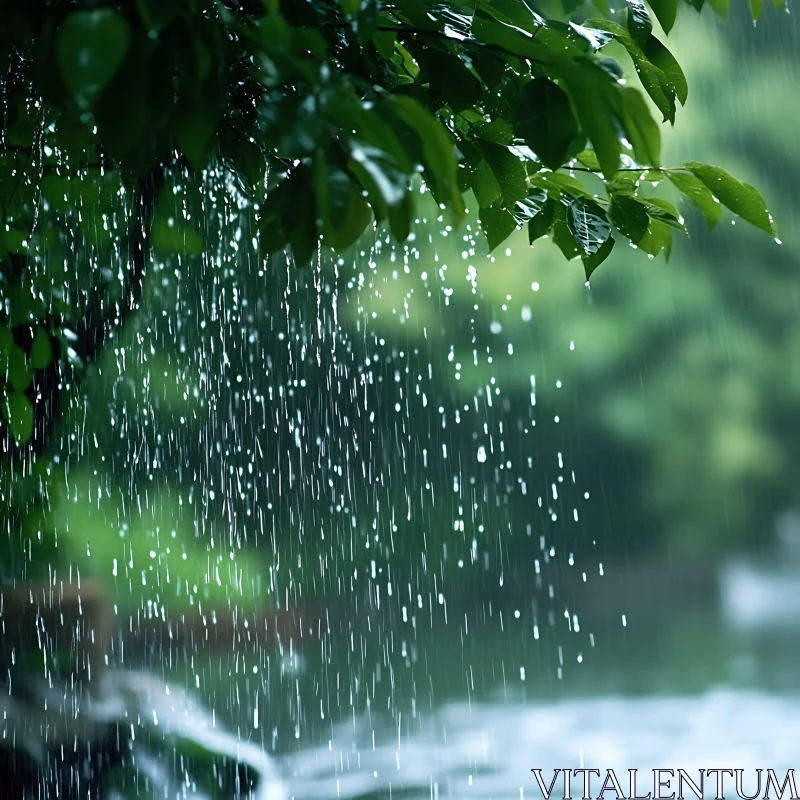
[383,95,465,223]
[641,197,686,231]
[566,197,612,255]
[643,38,688,106]
[8,346,32,392]
[552,220,581,260]
[683,163,776,235]
[515,79,579,171]
[30,329,53,371]
[479,142,529,208]
[56,10,130,108]
[480,203,518,252]
[583,234,615,280]
[388,190,414,242]
[610,194,649,241]
[349,141,408,208]
[667,171,721,228]
[648,0,678,32]
[414,46,483,112]
[472,159,504,209]
[318,167,373,251]
[626,0,652,45]
[0,327,13,376]
[3,392,33,445]
[480,204,517,253]
[176,104,221,171]
[558,59,622,178]
[528,198,557,243]
[587,20,678,122]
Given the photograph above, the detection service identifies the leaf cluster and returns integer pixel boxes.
[0,0,781,447]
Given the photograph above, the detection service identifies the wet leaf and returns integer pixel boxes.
[552,219,582,260]
[56,10,130,108]
[472,159,504,209]
[667,171,721,229]
[30,329,52,371]
[515,79,579,171]
[626,0,652,45]
[480,203,519,252]
[619,87,661,166]
[566,197,612,255]
[8,346,32,392]
[683,163,776,235]
[3,392,33,444]
[636,217,672,257]
[583,233,615,279]
[610,194,650,241]
[648,0,678,32]
[528,198,557,243]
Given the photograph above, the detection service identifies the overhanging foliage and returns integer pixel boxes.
[0,0,781,451]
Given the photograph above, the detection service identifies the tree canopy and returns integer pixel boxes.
[0,0,781,466]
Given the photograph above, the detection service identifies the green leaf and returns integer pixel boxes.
[56,10,131,108]
[176,104,221,171]
[413,46,483,113]
[583,234,615,280]
[636,217,672,258]
[648,0,678,32]
[528,198,557,243]
[558,59,621,178]
[610,194,650,241]
[30,329,53,371]
[667,171,721,228]
[472,159,504,209]
[3,392,33,445]
[552,220,581,260]
[749,0,763,18]
[515,79,579,171]
[530,171,590,199]
[479,142,529,209]
[0,327,13,375]
[388,190,414,242]
[511,190,547,225]
[626,0,652,45]
[576,150,602,171]
[8,346,32,392]
[587,21,680,122]
[566,197,612,255]
[318,165,373,251]
[619,87,661,166]
[640,197,686,231]
[383,95,465,224]
[683,163,776,235]
[349,141,409,209]
[480,203,518,253]
[643,38,688,106]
